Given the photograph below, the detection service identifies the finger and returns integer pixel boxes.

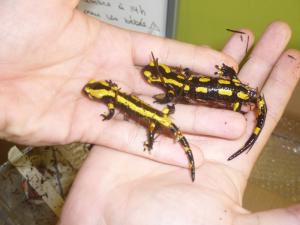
[222,29,255,64]
[123,95,246,139]
[187,50,300,172]
[59,146,185,225]
[130,31,238,75]
[171,103,246,139]
[235,204,300,225]
[238,21,292,89]
[262,49,300,130]
[77,91,245,139]
[88,119,203,168]
[58,147,109,225]
[221,50,300,173]
[74,97,203,168]
[243,49,300,162]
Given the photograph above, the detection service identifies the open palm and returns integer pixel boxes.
[0,2,299,225]
[0,1,238,166]
[59,22,300,225]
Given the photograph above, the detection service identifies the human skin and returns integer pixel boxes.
[59,22,300,225]
[0,1,299,225]
[0,1,242,166]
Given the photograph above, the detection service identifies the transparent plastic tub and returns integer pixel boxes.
[244,116,300,211]
[0,144,89,225]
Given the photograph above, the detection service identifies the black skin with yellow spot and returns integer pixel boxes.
[142,55,267,160]
[83,80,195,181]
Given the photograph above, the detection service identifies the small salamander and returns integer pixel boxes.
[142,55,267,160]
[83,79,196,181]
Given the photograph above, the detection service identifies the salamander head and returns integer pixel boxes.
[83,80,115,99]
[142,62,171,86]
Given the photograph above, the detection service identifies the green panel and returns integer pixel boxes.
[176,0,300,50]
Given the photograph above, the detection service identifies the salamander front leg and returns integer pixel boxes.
[215,63,239,80]
[153,89,176,104]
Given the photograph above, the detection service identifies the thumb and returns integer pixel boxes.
[235,204,300,225]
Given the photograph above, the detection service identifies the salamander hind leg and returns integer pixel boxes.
[215,63,239,80]
[153,89,176,104]
[144,122,159,153]
[101,101,115,121]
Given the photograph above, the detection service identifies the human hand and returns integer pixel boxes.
[0,0,239,166]
[59,21,300,225]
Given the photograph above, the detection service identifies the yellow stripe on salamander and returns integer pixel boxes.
[143,70,152,77]
[184,85,190,91]
[199,77,211,82]
[218,79,231,85]
[85,88,116,99]
[218,89,233,96]
[237,91,249,100]
[254,127,261,135]
[196,87,208,93]
[165,78,184,87]
[160,64,171,73]
[116,95,172,127]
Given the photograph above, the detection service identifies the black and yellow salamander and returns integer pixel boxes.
[83,79,195,181]
[142,55,267,161]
